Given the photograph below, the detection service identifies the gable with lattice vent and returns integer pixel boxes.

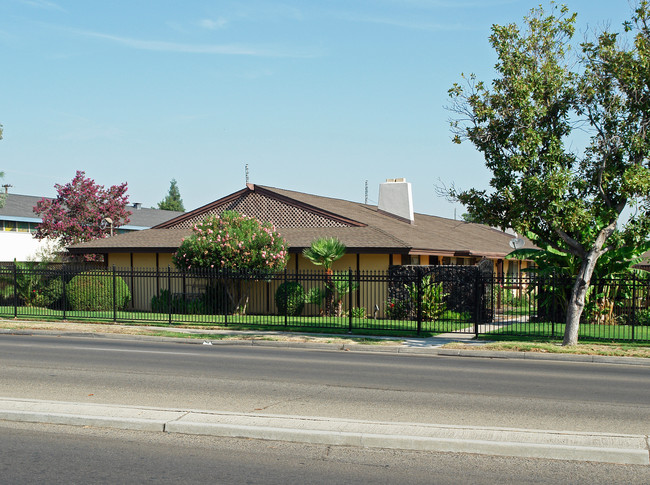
[167,192,353,229]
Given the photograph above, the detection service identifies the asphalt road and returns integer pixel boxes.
[2,421,649,485]
[1,334,649,434]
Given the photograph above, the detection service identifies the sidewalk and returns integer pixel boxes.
[0,397,647,465]
[3,323,650,366]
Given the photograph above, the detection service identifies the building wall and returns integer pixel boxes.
[360,254,389,272]
[103,250,523,314]
[108,253,130,268]
[0,232,58,262]
[133,253,156,268]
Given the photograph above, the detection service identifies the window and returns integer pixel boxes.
[507,260,519,278]
[16,222,29,233]
[410,255,420,265]
[4,221,15,232]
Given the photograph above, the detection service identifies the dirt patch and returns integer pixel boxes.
[0,319,401,346]
[443,341,650,358]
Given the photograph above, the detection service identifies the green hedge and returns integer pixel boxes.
[66,271,131,311]
[275,281,305,316]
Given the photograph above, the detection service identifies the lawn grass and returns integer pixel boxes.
[0,306,473,338]
[482,321,650,342]
[5,304,649,343]
[444,340,650,358]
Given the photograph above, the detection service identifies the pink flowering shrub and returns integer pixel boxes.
[33,171,131,261]
[172,211,288,272]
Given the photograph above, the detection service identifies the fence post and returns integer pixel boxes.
[168,266,172,326]
[112,265,117,323]
[474,269,481,338]
[13,262,17,318]
[62,265,67,320]
[632,272,637,342]
[348,268,353,333]
[182,269,187,302]
[416,273,422,336]
[551,272,556,337]
[223,271,228,326]
[284,268,288,327]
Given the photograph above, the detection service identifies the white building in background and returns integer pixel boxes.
[0,193,184,262]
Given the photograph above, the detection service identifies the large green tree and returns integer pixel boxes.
[447,3,650,345]
[0,171,5,209]
[158,178,185,212]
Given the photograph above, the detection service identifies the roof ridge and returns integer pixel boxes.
[256,184,373,208]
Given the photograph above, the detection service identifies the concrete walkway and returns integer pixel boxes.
[1,397,648,466]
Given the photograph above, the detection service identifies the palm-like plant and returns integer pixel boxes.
[302,238,346,272]
[303,238,346,316]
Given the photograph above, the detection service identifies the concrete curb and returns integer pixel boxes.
[0,398,647,465]
[2,326,650,366]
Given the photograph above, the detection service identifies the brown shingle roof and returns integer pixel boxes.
[69,184,528,258]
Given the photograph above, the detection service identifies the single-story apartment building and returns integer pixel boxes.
[68,179,531,276]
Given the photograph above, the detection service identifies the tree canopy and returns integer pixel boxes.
[158,178,185,212]
[0,171,5,209]
[446,3,650,345]
[33,171,131,260]
[302,237,346,274]
[172,210,288,272]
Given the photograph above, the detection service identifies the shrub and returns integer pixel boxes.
[349,307,366,319]
[406,275,448,321]
[385,298,409,319]
[633,309,650,326]
[66,271,131,311]
[173,211,288,272]
[151,290,207,315]
[33,278,64,308]
[275,281,305,316]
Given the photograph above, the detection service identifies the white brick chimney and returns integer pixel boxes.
[378,178,414,224]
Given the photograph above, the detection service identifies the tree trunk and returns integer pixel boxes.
[562,248,600,346]
[324,269,334,317]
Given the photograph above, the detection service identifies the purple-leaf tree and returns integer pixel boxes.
[34,171,131,261]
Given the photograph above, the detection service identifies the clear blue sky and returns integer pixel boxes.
[0,0,631,218]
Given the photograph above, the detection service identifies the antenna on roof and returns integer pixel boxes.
[364,180,368,205]
[245,164,249,184]
[2,184,12,194]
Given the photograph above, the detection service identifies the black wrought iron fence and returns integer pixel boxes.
[1,263,649,341]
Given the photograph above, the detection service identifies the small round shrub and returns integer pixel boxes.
[633,309,650,326]
[385,298,409,320]
[34,278,64,308]
[275,281,305,316]
[67,271,131,311]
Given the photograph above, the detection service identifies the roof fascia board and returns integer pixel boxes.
[0,216,41,223]
[67,247,179,254]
